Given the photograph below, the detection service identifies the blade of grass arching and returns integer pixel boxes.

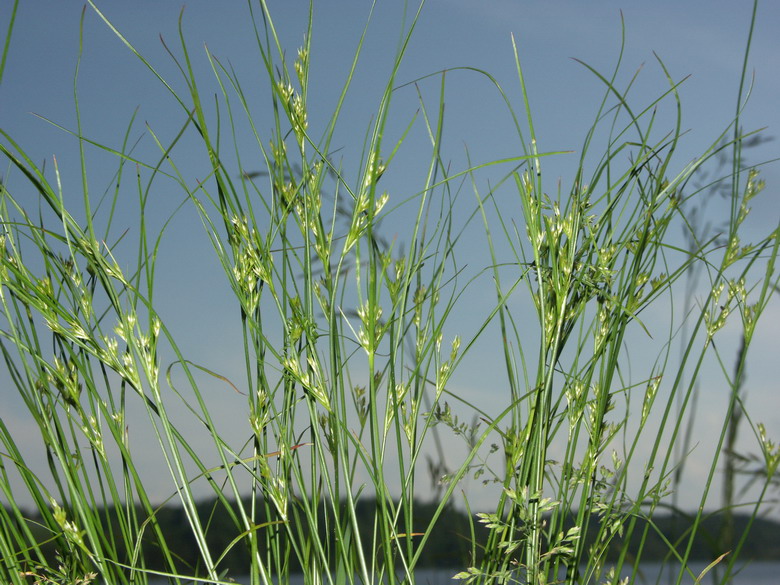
[647,52,686,188]
[91,2,244,232]
[571,11,629,187]
[134,131,195,322]
[173,13,238,229]
[0,137,89,237]
[158,353,311,554]
[93,108,142,243]
[86,2,194,117]
[202,53,280,237]
[73,7,99,246]
[570,58,654,161]
[153,334,305,582]
[28,112,182,181]
[575,68,690,219]
[510,33,538,163]
[729,0,760,229]
[0,0,19,86]
[131,447,296,580]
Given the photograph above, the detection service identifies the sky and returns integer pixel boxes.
[1,1,779,517]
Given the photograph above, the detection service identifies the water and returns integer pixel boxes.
[145,562,780,585]
[622,561,779,585]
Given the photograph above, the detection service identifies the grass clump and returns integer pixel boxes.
[1,1,778,584]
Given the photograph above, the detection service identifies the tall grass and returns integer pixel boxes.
[1,1,778,585]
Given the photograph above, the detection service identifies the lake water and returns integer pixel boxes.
[147,562,780,585]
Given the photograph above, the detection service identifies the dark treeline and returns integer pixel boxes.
[10,497,780,576]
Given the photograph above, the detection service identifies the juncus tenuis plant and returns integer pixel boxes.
[1,2,778,585]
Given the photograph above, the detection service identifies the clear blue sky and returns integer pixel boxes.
[2,1,779,513]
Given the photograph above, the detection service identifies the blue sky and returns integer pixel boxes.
[2,1,779,514]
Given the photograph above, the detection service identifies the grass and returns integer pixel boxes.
[1,1,779,584]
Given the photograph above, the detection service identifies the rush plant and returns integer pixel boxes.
[1,1,778,585]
